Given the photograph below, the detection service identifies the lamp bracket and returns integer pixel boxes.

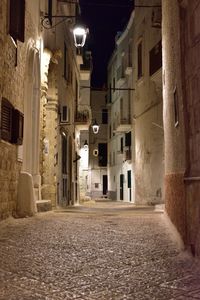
[41,15,76,29]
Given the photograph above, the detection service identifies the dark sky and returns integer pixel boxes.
[79,0,134,87]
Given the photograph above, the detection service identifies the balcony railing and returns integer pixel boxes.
[124,52,133,76]
[115,114,131,132]
[124,149,132,161]
[74,110,89,123]
[117,65,125,82]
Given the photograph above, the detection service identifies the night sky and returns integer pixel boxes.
[79,0,134,87]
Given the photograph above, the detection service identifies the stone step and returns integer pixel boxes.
[36,200,52,212]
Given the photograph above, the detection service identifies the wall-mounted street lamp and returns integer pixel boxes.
[41,5,88,48]
[83,140,88,149]
[92,119,100,134]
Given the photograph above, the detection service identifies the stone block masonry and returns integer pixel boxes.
[0,1,40,220]
[0,142,21,219]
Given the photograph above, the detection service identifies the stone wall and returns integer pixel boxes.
[41,63,58,207]
[0,1,40,219]
[134,1,164,205]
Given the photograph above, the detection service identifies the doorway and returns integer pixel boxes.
[127,170,131,202]
[120,174,124,200]
[103,175,108,195]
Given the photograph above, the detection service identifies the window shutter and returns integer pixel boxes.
[9,0,25,42]
[11,109,24,145]
[1,98,13,142]
[48,0,53,26]
[127,170,131,188]
[125,131,131,147]
[149,40,162,76]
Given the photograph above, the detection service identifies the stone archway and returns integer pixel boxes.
[17,46,41,217]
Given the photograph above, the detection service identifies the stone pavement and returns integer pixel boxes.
[0,201,200,300]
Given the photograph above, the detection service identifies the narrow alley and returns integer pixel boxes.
[0,202,200,300]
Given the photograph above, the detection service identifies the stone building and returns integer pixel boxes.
[162,0,200,256]
[40,1,92,208]
[107,12,134,202]
[0,0,42,218]
[133,0,163,206]
[88,90,108,199]
[0,0,91,219]
[107,0,163,204]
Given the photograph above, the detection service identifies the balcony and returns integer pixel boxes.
[80,51,92,80]
[124,149,132,162]
[76,47,83,65]
[117,65,125,84]
[115,114,131,132]
[124,53,133,76]
[74,110,90,130]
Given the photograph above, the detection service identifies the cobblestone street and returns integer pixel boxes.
[0,201,200,300]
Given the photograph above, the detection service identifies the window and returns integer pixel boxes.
[48,0,53,26]
[149,40,162,76]
[120,137,123,153]
[11,109,23,144]
[137,41,143,79]
[125,131,131,147]
[127,170,131,188]
[63,106,67,121]
[95,183,99,189]
[64,43,67,80]
[1,98,13,142]
[102,109,108,124]
[98,143,107,167]
[0,98,23,144]
[62,136,67,174]
[9,0,25,43]
[61,106,69,123]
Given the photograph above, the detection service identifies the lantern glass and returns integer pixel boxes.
[92,120,100,134]
[83,140,88,149]
[73,25,87,47]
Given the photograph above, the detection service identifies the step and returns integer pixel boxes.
[36,200,52,212]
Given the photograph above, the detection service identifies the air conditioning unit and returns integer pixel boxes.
[60,106,69,123]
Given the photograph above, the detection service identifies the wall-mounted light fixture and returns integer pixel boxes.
[92,119,100,134]
[41,1,88,48]
[83,140,88,149]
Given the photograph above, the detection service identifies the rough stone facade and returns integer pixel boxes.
[134,0,163,205]
[0,1,41,219]
[162,0,200,255]
[41,62,58,207]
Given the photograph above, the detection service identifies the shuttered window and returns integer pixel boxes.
[9,0,25,42]
[149,40,162,76]
[1,99,24,144]
[1,98,13,142]
[11,109,24,145]
[125,131,131,147]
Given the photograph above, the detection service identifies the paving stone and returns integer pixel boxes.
[0,202,200,299]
